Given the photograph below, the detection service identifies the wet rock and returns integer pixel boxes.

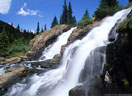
[67,21,101,45]
[19,56,28,61]
[69,85,85,96]
[0,64,24,89]
[5,57,21,63]
[0,57,6,64]
[82,75,103,96]
[28,25,71,60]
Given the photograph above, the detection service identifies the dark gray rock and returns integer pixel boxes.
[69,85,85,96]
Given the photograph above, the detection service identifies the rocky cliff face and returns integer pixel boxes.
[28,24,71,60]
[102,14,132,94]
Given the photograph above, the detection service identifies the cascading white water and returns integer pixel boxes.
[39,27,76,61]
[0,63,16,75]
[4,7,132,96]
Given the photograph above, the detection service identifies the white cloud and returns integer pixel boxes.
[39,15,43,17]
[0,0,12,14]
[17,3,39,16]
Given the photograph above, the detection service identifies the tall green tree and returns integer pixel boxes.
[17,24,20,30]
[36,22,40,34]
[0,27,10,57]
[68,2,72,24]
[44,24,47,31]
[51,16,58,28]
[78,9,93,28]
[60,0,68,24]
[41,27,44,33]
[94,0,121,20]
[72,16,77,25]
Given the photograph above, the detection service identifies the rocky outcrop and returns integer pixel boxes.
[69,85,85,96]
[0,56,27,64]
[69,75,103,96]
[0,63,41,95]
[28,25,71,60]
[29,54,60,69]
[67,21,101,45]
[105,15,132,94]
[0,57,5,64]
[0,64,24,95]
[57,21,101,62]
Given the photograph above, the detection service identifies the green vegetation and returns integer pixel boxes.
[60,0,76,25]
[94,0,123,20]
[36,22,40,34]
[0,20,35,58]
[7,38,30,58]
[44,24,47,31]
[51,16,58,28]
[0,28,10,57]
[118,16,132,33]
[125,2,132,8]
[78,9,93,28]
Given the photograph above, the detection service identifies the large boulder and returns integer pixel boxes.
[5,57,21,63]
[0,64,24,88]
[69,85,85,96]
[0,64,25,95]
[0,57,6,64]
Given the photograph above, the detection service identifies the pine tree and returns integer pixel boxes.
[11,23,13,26]
[51,16,58,28]
[0,27,10,57]
[60,0,68,24]
[82,9,90,20]
[129,0,132,3]
[78,9,93,28]
[68,2,73,24]
[41,27,44,32]
[100,0,118,7]
[94,0,120,20]
[17,24,20,30]
[36,22,40,34]
[44,24,47,31]
[72,16,77,25]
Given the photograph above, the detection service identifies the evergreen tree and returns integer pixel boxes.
[17,24,20,30]
[44,24,47,31]
[129,0,132,3]
[51,16,58,28]
[72,16,77,25]
[11,23,13,26]
[36,22,40,34]
[100,0,118,7]
[0,27,10,57]
[82,9,90,20]
[78,9,93,28]
[41,27,44,32]
[60,0,68,24]
[94,0,121,20]
[68,2,73,24]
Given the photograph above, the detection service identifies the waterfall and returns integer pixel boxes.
[39,27,76,61]
[4,7,132,96]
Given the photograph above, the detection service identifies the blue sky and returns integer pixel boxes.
[0,0,129,31]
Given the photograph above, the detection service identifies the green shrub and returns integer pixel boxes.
[94,0,123,20]
[78,9,93,28]
[125,2,132,8]
[7,38,30,58]
[94,5,123,20]
[118,17,132,32]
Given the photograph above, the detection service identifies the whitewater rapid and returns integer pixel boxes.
[39,27,76,61]
[4,7,132,96]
